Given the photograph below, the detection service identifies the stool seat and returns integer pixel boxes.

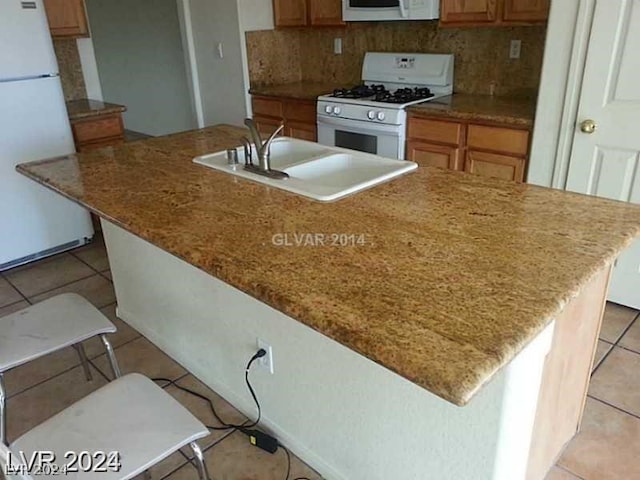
[6,374,210,480]
[0,293,116,372]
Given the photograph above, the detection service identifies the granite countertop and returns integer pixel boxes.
[249,82,344,101]
[66,99,127,121]
[16,125,640,406]
[407,94,537,127]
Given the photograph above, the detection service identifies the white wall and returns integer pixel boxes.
[187,0,249,127]
[104,220,554,480]
[527,0,587,187]
[76,37,103,101]
[84,0,197,136]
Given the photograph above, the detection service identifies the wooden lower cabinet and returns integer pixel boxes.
[70,113,125,151]
[406,112,530,183]
[464,150,526,182]
[406,140,463,171]
[252,95,317,142]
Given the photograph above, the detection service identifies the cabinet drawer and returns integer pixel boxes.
[407,117,464,146]
[284,101,316,124]
[252,97,284,118]
[72,115,124,145]
[467,125,529,156]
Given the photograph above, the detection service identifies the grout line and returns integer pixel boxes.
[16,271,98,302]
[612,315,638,347]
[555,464,585,479]
[588,395,640,421]
[616,343,640,356]
[0,299,29,313]
[590,343,614,377]
[158,451,194,480]
[2,275,33,305]
[7,356,91,400]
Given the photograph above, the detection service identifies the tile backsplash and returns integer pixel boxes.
[246,21,547,97]
[52,39,87,101]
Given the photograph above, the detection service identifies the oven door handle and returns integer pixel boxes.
[317,115,403,136]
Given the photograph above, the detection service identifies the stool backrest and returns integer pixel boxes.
[0,443,32,480]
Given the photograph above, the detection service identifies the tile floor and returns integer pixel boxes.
[0,235,320,480]
[1,235,639,480]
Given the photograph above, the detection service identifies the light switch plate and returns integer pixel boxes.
[334,38,343,55]
[510,40,522,59]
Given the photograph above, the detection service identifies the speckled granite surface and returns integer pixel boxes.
[16,125,640,406]
[408,94,537,127]
[250,82,344,101]
[66,99,127,121]
[53,39,86,101]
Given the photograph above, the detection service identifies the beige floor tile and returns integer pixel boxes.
[92,336,186,381]
[592,340,613,372]
[3,347,82,398]
[82,303,141,359]
[4,254,94,298]
[599,302,638,343]
[167,432,322,480]
[0,300,29,318]
[166,375,246,453]
[29,274,116,309]
[71,240,110,272]
[131,452,189,480]
[6,364,107,441]
[0,276,23,307]
[589,347,640,416]
[102,270,112,280]
[544,466,583,479]
[559,398,640,480]
[619,317,640,354]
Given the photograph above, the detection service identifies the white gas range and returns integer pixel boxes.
[317,52,454,160]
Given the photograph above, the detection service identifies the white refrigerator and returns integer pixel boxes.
[0,0,93,271]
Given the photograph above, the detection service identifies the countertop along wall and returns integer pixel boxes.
[246,21,547,97]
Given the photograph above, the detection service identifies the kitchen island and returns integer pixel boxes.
[17,125,640,480]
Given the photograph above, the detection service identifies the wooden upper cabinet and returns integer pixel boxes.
[274,0,344,27]
[502,0,550,22]
[43,0,89,38]
[308,0,345,26]
[440,0,548,26]
[273,0,308,27]
[440,0,498,24]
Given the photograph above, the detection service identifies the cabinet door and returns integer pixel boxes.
[503,0,549,22]
[287,121,317,142]
[464,150,525,182]
[440,0,498,24]
[273,0,308,27]
[254,115,284,136]
[43,0,89,38]
[308,0,345,26]
[406,140,463,171]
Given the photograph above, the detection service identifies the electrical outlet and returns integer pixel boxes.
[257,339,274,374]
[509,40,521,59]
[334,38,343,55]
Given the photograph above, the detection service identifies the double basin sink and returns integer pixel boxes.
[193,137,417,202]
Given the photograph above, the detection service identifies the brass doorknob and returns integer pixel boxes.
[580,119,597,134]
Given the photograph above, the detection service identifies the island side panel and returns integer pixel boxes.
[102,220,554,480]
[526,265,611,480]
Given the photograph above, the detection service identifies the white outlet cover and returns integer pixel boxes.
[257,339,274,374]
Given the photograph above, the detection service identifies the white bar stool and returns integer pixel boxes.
[0,293,122,444]
[0,373,211,480]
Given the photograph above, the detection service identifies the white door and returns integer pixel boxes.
[565,0,640,309]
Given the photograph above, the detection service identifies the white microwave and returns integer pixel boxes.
[342,0,439,22]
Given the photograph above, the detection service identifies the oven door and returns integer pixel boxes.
[317,115,405,160]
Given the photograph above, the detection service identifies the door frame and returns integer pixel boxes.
[527,0,597,189]
[176,0,205,129]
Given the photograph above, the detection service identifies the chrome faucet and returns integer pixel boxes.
[242,118,288,179]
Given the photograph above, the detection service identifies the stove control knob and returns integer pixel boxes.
[367,110,376,120]
[333,106,341,115]
[377,111,386,121]
[325,105,333,114]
